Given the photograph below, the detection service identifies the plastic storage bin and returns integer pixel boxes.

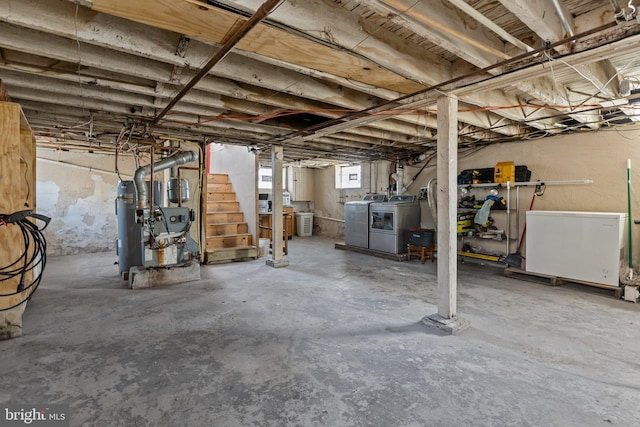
[259,238,270,257]
[295,212,314,236]
[408,228,434,247]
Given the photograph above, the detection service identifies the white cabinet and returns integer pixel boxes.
[287,167,315,201]
[526,211,627,286]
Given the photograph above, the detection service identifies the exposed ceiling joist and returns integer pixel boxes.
[1,0,640,166]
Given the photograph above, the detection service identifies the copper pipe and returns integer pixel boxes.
[152,0,282,124]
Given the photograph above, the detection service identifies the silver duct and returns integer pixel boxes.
[134,151,198,208]
[551,0,575,39]
[610,0,622,14]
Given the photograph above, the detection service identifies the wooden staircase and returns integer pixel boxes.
[204,174,258,264]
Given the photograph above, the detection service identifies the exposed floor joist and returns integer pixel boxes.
[1,0,639,165]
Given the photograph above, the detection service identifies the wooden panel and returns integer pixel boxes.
[259,212,293,239]
[19,129,35,208]
[91,0,424,94]
[284,207,294,239]
[0,103,25,314]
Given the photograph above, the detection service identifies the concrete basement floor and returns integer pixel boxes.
[1,236,640,426]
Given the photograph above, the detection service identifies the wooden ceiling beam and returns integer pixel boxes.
[86,0,423,94]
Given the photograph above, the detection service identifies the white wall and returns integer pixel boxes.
[313,160,390,237]
[313,128,640,264]
[208,144,257,237]
[36,150,131,256]
[36,147,201,257]
[400,129,639,257]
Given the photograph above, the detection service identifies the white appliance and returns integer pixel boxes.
[525,211,627,286]
[258,193,269,214]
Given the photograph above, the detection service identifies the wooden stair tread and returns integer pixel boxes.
[206,245,256,252]
[207,192,237,200]
[206,212,243,215]
[204,174,255,264]
[207,184,233,191]
[206,223,249,237]
[206,213,243,217]
[204,246,259,264]
[207,174,229,182]
[206,233,252,239]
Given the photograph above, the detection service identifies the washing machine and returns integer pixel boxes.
[344,194,387,248]
[369,195,420,254]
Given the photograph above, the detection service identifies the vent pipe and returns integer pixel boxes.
[551,0,575,39]
[134,151,198,209]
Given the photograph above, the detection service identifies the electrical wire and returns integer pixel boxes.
[19,155,31,208]
[0,210,51,312]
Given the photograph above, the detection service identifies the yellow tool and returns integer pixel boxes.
[494,161,515,183]
[457,251,501,262]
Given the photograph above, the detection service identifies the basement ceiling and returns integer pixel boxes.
[1,0,640,166]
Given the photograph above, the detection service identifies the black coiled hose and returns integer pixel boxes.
[0,210,51,311]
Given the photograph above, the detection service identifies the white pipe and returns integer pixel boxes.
[610,0,622,14]
[458,180,593,188]
[512,179,592,186]
[314,215,344,223]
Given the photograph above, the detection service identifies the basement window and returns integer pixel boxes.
[335,165,362,189]
[259,167,286,189]
[258,167,272,189]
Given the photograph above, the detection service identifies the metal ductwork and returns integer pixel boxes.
[134,151,198,209]
[551,0,575,39]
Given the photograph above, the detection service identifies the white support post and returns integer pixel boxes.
[437,94,458,319]
[423,94,467,334]
[266,145,289,268]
